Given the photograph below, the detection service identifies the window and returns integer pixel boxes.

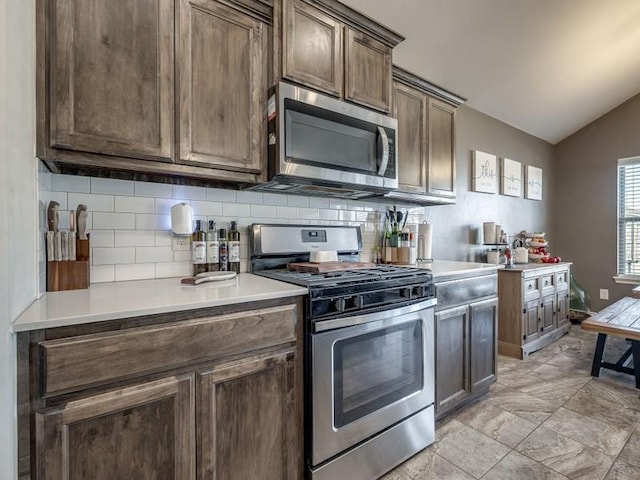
[617,157,640,279]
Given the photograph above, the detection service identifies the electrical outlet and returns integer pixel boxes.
[599,289,609,300]
[172,235,191,251]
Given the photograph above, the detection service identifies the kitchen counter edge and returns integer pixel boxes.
[11,274,308,333]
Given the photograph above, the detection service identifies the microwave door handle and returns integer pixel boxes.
[377,126,389,176]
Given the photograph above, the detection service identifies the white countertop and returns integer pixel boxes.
[416,260,503,278]
[12,274,308,332]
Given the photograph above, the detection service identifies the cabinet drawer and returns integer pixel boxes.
[523,279,539,299]
[555,271,568,290]
[39,304,297,396]
[539,275,554,293]
[436,275,497,311]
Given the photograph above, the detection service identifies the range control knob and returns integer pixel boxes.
[334,298,346,312]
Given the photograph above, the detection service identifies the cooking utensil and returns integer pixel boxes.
[287,261,376,273]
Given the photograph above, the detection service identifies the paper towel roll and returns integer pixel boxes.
[417,222,432,261]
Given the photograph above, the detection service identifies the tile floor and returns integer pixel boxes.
[383,325,640,480]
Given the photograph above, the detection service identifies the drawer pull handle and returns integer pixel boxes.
[528,284,533,290]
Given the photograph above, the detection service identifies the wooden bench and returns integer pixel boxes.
[582,296,640,389]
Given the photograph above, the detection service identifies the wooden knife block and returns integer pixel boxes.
[47,237,90,292]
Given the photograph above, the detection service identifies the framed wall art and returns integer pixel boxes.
[525,165,543,200]
[471,150,498,194]
[501,158,522,197]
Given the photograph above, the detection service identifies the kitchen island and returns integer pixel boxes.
[14,275,307,480]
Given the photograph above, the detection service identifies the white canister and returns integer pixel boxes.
[483,222,496,244]
[487,251,500,265]
[514,247,529,264]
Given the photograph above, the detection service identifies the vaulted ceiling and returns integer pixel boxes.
[341,0,640,144]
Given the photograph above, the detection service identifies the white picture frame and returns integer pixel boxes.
[501,158,522,197]
[525,165,543,200]
[472,150,498,194]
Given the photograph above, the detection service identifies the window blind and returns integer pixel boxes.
[618,157,640,276]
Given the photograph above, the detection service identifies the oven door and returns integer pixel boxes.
[311,300,435,466]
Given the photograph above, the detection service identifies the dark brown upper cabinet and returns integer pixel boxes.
[47,0,175,161]
[38,0,271,184]
[279,0,402,113]
[177,0,268,175]
[386,67,465,205]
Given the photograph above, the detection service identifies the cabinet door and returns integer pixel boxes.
[393,81,428,194]
[283,0,343,97]
[427,97,456,198]
[178,0,266,173]
[557,290,570,327]
[541,294,556,334]
[198,348,298,480]
[35,375,194,480]
[435,305,469,415]
[345,28,392,112]
[50,0,174,160]
[469,298,498,393]
[523,299,541,343]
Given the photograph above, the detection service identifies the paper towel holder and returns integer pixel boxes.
[171,203,194,235]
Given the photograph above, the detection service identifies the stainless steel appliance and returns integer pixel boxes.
[250,224,436,480]
[253,82,398,199]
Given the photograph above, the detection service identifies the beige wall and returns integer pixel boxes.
[427,105,555,262]
[1,0,38,477]
[555,93,640,311]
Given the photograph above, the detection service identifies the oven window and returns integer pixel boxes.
[333,320,423,428]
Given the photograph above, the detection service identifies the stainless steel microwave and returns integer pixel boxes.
[254,82,398,199]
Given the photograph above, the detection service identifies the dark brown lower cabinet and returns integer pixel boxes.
[434,270,498,419]
[19,299,303,480]
[36,375,195,480]
[198,349,297,480]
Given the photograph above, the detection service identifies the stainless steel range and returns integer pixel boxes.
[250,224,437,480]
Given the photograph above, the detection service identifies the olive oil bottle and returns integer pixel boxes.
[191,220,207,275]
[228,221,240,273]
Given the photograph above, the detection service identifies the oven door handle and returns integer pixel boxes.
[314,298,437,333]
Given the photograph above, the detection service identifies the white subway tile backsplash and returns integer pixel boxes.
[330,199,349,210]
[191,200,223,216]
[115,230,155,247]
[250,204,277,218]
[298,207,319,220]
[236,191,263,204]
[287,195,309,207]
[136,246,174,263]
[89,230,115,248]
[309,197,330,208]
[136,214,171,230]
[347,200,365,211]
[262,193,288,206]
[223,203,251,217]
[135,181,173,198]
[93,247,136,265]
[114,196,154,214]
[51,174,90,193]
[92,212,136,230]
[115,264,156,282]
[207,188,237,203]
[338,210,356,222]
[68,193,114,213]
[155,230,172,246]
[276,206,298,218]
[156,262,191,278]
[174,250,192,262]
[173,185,206,201]
[91,265,115,283]
[319,209,339,221]
[91,177,134,196]
[155,198,181,214]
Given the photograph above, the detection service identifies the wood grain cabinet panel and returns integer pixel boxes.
[283,0,343,97]
[35,374,194,480]
[198,349,297,480]
[435,305,469,415]
[345,28,391,112]
[392,81,427,194]
[524,299,541,344]
[50,0,174,161]
[469,298,498,393]
[557,290,570,328]
[428,98,456,199]
[541,294,556,334]
[177,0,267,173]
